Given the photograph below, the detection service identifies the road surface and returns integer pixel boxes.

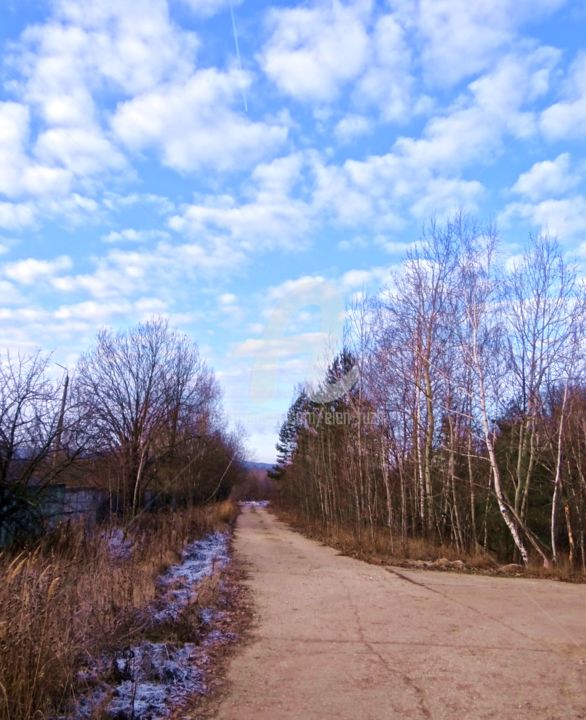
[214,506,586,719]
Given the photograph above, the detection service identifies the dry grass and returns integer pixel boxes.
[0,499,238,720]
[274,508,586,581]
[274,509,500,571]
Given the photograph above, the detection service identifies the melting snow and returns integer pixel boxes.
[153,531,230,624]
[107,642,205,719]
[102,527,134,561]
[66,530,232,720]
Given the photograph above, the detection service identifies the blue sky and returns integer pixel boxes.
[1,0,586,461]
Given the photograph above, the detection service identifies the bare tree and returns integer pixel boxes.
[273,217,586,569]
[0,352,80,536]
[75,318,212,514]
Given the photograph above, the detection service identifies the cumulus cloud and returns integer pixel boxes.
[0,280,26,305]
[0,102,72,199]
[112,69,288,172]
[0,202,36,230]
[101,228,170,243]
[219,293,237,305]
[235,332,329,359]
[36,0,197,96]
[260,0,370,102]
[500,196,586,239]
[3,255,73,285]
[169,154,311,249]
[511,154,580,201]
[355,13,414,121]
[35,127,126,177]
[341,266,389,287]
[415,0,565,87]
[51,233,246,304]
[394,49,560,174]
[311,151,482,230]
[4,0,198,202]
[334,114,371,143]
[541,52,586,140]
[176,0,242,17]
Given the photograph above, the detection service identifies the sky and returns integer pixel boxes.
[1,0,586,461]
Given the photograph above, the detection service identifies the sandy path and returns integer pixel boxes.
[214,506,586,719]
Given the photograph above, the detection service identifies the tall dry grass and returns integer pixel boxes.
[0,500,238,720]
[275,508,498,569]
[275,507,586,579]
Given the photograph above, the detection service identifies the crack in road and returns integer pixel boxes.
[341,579,432,719]
[213,507,586,720]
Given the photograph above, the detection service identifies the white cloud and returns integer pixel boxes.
[511,153,580,201]
[18,21,97,127]
[170,154,312,250]
[101,228,170,243]
[501,196,586,239]
[35,127,126,177]
[102,192,175,215]
[341,266,389,287]
[53,299,133,322]
[39,194,101,227]
[541,52,586,140]
[51,234,246,302]
[409,177,484,219]
[219,293,237,305]
[235,332,329,359]
[112,69,288,172]
[311,150,482,230]
[0,202,36,229]
[5,0,199,204]
[334,114,371,143]
[297,50,551,230]
[52,296,169,324]
[355,13,414,121]
[0,101,72,199]
[337,235,369,251]
[267,274,332,302]
[176,0,242,17]
[394,49,559,174]
[0,102,30,198]
[0,280,26,305]
[416,0,565,87]
[312,160,379,227]
[3,255,73,285]
[37,0,197,95]
[260,0,370,102]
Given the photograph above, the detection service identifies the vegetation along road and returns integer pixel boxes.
[215,505,586,720]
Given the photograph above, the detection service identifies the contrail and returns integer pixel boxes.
[229,0,248,112]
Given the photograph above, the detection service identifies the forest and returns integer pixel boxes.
[0,316,246,542]
[272,217,586,571]
[0,318,247,720]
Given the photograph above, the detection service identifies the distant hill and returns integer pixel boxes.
[243,461,274,472]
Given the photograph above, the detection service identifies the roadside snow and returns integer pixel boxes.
[68,530,232,720]
[154,531,230,624]
[102,527,134,560]
[107,642,205,719]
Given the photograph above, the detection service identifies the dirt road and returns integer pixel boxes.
[214,506,586,719]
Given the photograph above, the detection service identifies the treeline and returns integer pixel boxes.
[273,217,586,569]
[0,317,246,537]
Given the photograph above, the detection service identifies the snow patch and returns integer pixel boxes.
[153,531,230,623]
[65,530,232,720]
[108,642,204,719]
[101,527,134,560]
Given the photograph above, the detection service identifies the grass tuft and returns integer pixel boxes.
[0,500,238,720]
